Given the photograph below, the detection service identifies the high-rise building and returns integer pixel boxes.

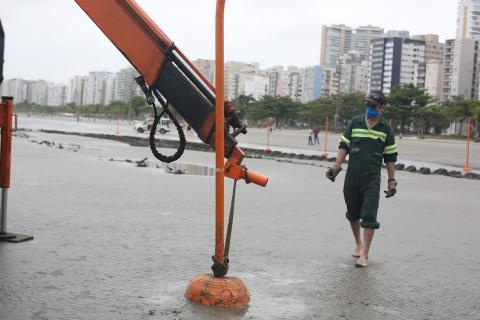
[457,0,480,39]
[114,67,138,103]
[413,34,445,63]
[442,39,456,101]
[47,84,67,107]
[285,66,305,102]
[339,62,370,94]
[320,24,353,67]
[1,78,28,102]
[237,71,269,100]
[303,66,323,103]
[31,80,50,106]
[224,62,259,100]
[192,59,215,85]
[425,60,444,101]
[369,36,426,95]
[410,35,445,101]
[353,26,384,62]
[266,66,288,97]
[82,71,114,105]
[321,67,340,96]
[386,30,410,38]
[67,75,87,106]
[442,38,480,101]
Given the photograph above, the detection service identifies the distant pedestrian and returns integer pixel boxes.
[313,127,320,145]
[326,90,398,268]
[308,128,314,145]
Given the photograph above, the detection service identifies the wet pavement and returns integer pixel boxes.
[18,115,480,171]
[1,131,479,319]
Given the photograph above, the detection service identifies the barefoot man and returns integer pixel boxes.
[326,90,398,267]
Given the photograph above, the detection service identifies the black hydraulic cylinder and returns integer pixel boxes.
[155,59,214,140]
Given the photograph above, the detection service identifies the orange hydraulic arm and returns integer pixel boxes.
[75,0,267,187]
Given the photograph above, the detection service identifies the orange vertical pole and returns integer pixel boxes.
[0,96,34,242]
[0,97,13,189]
[214,0,226,265]
[0,96,13,235]
[115,112,120,136]
[464,117,472,173]
[321,116,329,157]
[264,127,272,153]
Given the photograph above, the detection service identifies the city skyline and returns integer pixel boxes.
[1,0,457,83]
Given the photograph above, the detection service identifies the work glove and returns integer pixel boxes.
[326,164,342,182]
[384,179,397,198]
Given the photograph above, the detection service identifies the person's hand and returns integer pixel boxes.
[384,179,397,198]
[326,164,342,182]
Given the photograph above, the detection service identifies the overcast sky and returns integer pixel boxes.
[1,0,458,83]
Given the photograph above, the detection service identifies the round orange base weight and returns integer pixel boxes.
[185,274,250,308]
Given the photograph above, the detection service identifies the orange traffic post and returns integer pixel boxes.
[185,0,249,308]
[115,112,120,136]
[321,116,329,157]
[463,117,473,173]
[0,96,33,243]
[265,127,272,153]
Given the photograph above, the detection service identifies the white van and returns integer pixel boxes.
[133,117,170,134]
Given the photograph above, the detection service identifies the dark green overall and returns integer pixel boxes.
[339,115,398,229]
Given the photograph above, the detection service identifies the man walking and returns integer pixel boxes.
[313,127,320,145]
[326,90,398,267]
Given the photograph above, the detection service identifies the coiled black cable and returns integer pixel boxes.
[149,92,186,163]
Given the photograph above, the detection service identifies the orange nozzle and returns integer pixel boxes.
[224,146,268,187]
[245,169,268,187]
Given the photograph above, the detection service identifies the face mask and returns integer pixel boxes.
[365,106,379,119]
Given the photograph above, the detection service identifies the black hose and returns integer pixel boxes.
[149,100,186,163]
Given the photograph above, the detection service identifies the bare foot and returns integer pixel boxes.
[355,255,368,268]
[352,244,363,258]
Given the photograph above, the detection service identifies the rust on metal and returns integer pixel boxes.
[0,97,13,188]
[185,274,250,308]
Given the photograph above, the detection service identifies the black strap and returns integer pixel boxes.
[211,180,238,277]
[224,179,237,258]
[148,92,186,163]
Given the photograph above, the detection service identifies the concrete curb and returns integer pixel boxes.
[22,129,480,181]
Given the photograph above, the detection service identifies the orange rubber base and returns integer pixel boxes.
[264,147,272,153]
[185,274,250,308]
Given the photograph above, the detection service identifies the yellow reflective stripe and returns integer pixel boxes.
[352,128,387,139]
[351,133,386,142]
[384,144,397,151]
[340,135,350,145]
[384,144,398,154]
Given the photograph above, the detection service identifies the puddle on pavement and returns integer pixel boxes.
[102,157,214,177]
[164,163,215,176]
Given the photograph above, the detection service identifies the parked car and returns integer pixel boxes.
[133,118,170,134]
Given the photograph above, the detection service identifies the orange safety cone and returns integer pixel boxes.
[185,0,249,308]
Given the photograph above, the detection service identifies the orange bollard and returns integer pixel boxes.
[463,117,473,173]
[0,96,33,242]
[0,97,13,190]
[264,127,272,153]
[185,0,249,308]
[115,112,120,136]
[321,116,329,157]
